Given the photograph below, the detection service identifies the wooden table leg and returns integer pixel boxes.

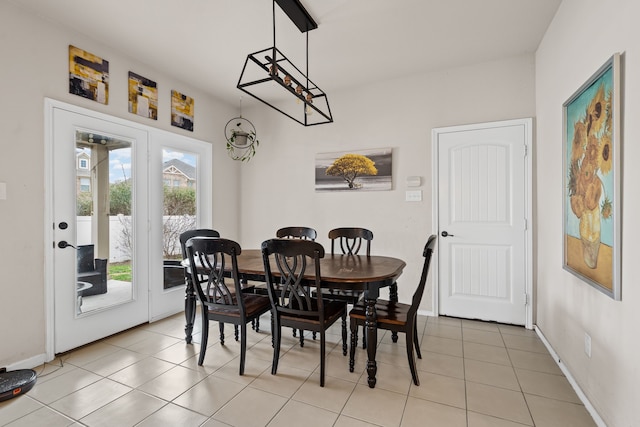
[184,276,196,344]
[365,296,378,388]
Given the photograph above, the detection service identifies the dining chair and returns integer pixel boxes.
[274,226,318,343]
[180,229,260,336]
[185,237,271,374]
[276,226,317,241]
[348,234,436,385]
[261,238,347,387]
[322,227,373,350]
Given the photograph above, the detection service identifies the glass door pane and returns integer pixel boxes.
[76,131,134,314]
[162,149,197,290]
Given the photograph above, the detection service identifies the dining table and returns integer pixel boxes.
[182,248,406,388]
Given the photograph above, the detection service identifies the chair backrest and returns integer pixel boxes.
[179,229,220,258]
[77,244,95,273]
[328,227,373,256]
[276,226,317,241]
[185,237,245,313]
[261,238,325,318]
[409,235,437,315]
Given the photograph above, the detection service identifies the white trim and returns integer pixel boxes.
[535,326,607,427]
[44,98,56,361]
[431,118,533,328]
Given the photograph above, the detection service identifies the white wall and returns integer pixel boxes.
[239,54,537,311]
[0,2,240,368]
[535,0,640,425]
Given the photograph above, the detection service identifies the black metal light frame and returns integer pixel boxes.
[237,0,333,126]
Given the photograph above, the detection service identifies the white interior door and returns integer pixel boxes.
[148,131,212,321]
[50,104,150,353]
[433,119,532,326]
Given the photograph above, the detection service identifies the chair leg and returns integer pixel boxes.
[271,314,275,348]
[272,319,281,375]
[349,319,358,372]
[239,323,247,375]
[299,329,305,348]
[405,327,420,386]
[219,322,225,345]
[255,316,260,332]
[390,282,399,343]
[342,314,347,356]
[234,324,239,341]
[413,320,422,359]
[320,330,326,387]
[198,315,209,366]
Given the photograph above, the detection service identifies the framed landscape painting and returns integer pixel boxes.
[562,53,621,300]
[315,148,392,192]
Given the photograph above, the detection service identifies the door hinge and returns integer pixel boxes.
[524,144,528,157]
[524,293,529,306]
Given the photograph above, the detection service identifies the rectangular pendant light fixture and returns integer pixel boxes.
[237,0,333,126]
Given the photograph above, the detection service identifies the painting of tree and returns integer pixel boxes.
[326,154,378,189]
[316,148,392,191]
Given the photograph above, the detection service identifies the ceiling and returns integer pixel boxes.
[11,0,562,107]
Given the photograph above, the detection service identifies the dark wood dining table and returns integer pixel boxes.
[183,249,406,388]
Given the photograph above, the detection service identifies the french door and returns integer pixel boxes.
[46,100,211,355]
[433,118,532,327]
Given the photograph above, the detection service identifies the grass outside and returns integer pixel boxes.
[109,262,132,282]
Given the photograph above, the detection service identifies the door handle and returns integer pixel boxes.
[58,241,77,249]
[441,231,454,237]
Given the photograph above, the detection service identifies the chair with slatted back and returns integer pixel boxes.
[322,227,374,350]
[185,237,271,373]
[261,238,347,387]
[276,226,317,241]
[274,226,318,343]
[348,234,436,386]
[180,229,220,343]
[329,227,373,256]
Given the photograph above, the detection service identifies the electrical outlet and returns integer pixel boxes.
[584,333,592,358]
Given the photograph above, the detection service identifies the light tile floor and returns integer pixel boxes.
[0,314,597,427]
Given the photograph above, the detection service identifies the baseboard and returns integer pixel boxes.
[417,309,435,317]
[534,326,607,427]
[6,353,48,372]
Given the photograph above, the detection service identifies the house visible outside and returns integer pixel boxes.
[162,158,196,189]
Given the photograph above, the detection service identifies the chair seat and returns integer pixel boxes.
[280,299,346,329]
[350,299,412,326]
[207,294,271,318]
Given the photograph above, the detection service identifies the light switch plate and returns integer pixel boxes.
[405,190,422,202]
[0,182,6,200]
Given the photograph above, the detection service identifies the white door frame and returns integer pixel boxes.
[431,118,534,329]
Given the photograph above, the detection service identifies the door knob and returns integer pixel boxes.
[441,231,454,237]
[58,222,68,230]
[58,241,76,249]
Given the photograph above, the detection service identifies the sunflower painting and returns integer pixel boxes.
[563,53,621,300]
